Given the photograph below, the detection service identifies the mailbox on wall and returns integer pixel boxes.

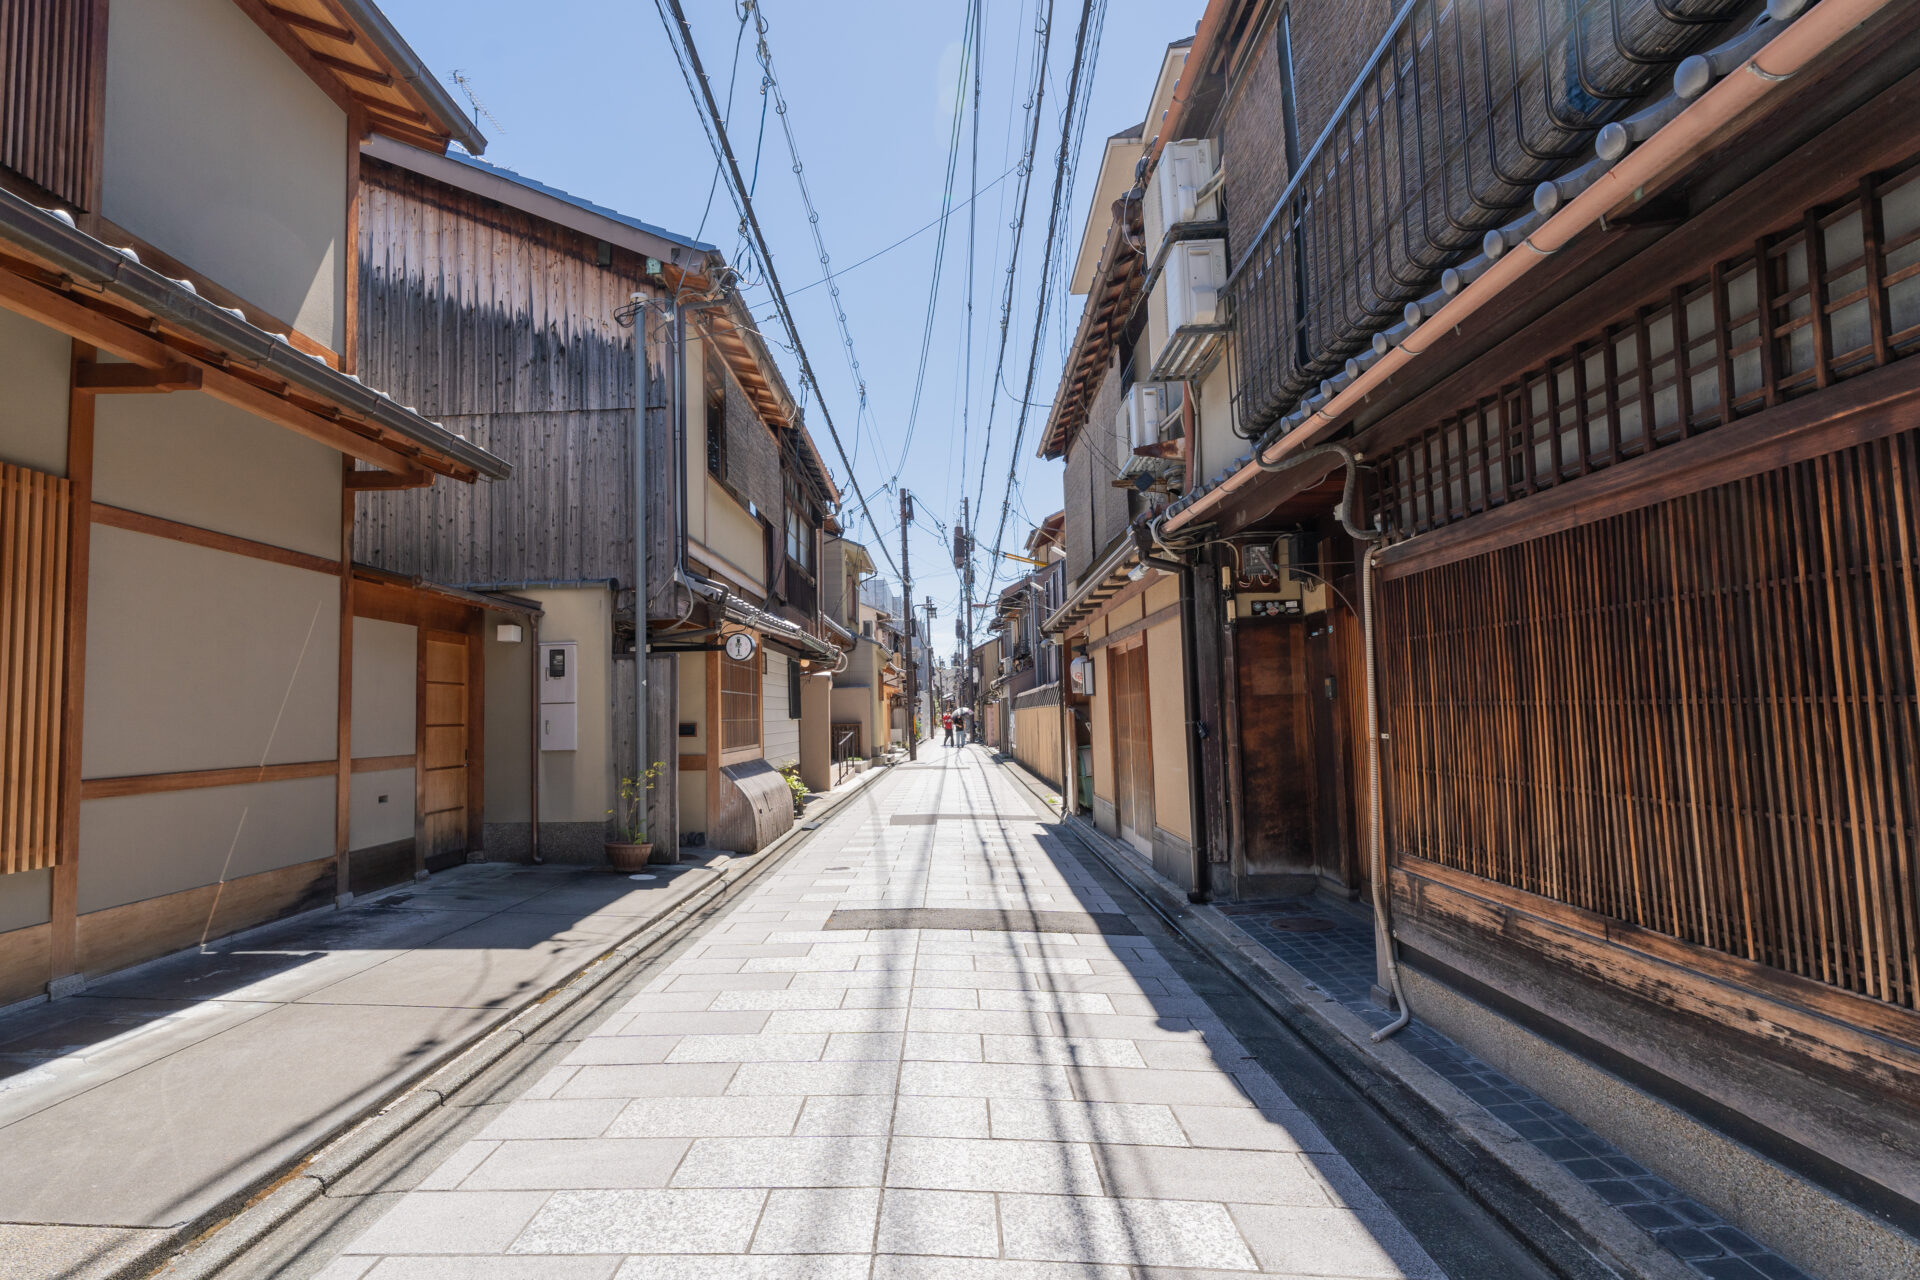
[539,641,578,751]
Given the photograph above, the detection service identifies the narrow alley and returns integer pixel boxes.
[260,744,1545,1279]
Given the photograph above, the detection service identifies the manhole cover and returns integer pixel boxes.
[1263,916,1336,932]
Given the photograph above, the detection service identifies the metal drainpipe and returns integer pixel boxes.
[631,295,651,852]
[1176,557,1212,903]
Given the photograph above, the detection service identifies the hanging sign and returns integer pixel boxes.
[724,632,757,663]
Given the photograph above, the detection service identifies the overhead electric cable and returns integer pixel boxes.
[654,0,900,580]
[982,0,1107,598]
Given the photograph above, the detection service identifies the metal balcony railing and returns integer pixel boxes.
[1228,0,1760,435]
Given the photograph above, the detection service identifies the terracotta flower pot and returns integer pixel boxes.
[605,841,653,871]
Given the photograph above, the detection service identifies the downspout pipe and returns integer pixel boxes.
[1162,0,1886,537]
[630,295,654,852]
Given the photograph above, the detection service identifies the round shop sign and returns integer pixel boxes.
[724,632,757,662]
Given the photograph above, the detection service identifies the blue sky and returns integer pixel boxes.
[377,0,1203,654]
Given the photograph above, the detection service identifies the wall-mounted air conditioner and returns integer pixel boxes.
[1116,382,1178,477]
[1144,238,1228,378]
[1144,139,1218,253]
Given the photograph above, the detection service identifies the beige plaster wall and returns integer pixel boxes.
[77,776,333,913]
[482,624,534,823]
[0,309,71,476]
[1196,357,1239,482]
[102,0,347,349]
[349,767,414,851]
[699,479,766,595]
[81,527,338,779]
[531,587,614,824]
[351,618,416,758]
[0,870,51,931]
[94,391,340,558]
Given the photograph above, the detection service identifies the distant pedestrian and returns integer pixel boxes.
[955,707,971,747]
[941,712,954,746]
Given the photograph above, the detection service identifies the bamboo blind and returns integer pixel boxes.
[1385,430,1920,1009]
[1378,165,1920,536]
[1,462,70,875]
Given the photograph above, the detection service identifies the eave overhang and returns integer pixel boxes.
[0,186,507,482]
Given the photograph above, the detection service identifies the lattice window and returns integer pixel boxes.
[1,462,70,874]
[1385,428,1920,1009]
[1379,166,1920,536]
[720,649,759,751]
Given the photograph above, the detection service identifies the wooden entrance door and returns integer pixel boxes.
[1235,618,1316,874]
[420,629,470,866]
[1108,641,1155,855]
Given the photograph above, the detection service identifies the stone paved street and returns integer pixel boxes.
[314,744,1446,1278]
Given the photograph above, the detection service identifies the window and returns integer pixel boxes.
[721,650,759,750]
[785,503,812,572]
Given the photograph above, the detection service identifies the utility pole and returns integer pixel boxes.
[900,489,916,761]
[958,496,975,717]
[922,595,938,722]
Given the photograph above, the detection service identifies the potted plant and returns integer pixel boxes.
[606,761,667,870]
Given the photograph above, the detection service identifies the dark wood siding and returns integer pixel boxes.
[352,158,675,602]
[0,0,103,210]
[1384,427,1920,1014]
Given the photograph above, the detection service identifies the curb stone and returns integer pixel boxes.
[139,763,891,1280]
[992,754,1687,1280]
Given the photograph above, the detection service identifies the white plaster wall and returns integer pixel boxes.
[77,776,333,913]
[351,618,416,758]
[530,587,613,824]
[102,0,347,349]
[350,767,414,850]
[762,650,799,769]
[0,309,71,476]
[93,391,340,559]
[1197,357,1240,483]
[81,527,338,778]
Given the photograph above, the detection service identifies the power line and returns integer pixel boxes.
[982,0,1107,600]
[654,0,900,582]
[775,164,1015,298]
[888,0,983,491]
[968,0,1057,522]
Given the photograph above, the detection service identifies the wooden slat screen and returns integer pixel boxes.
[1385,429,1920,1009]
[2,462,71,874]
[1378,163,1920,537]
[0,0,101,209]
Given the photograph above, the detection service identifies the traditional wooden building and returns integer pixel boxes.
[352,139,842,860]
[1119,0,1920,1272]
[0,0,516,1005]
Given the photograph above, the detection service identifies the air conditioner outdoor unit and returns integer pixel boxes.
[1117,382,1177,477]
[1144,139,1218,252]
[1165,239,1226,331]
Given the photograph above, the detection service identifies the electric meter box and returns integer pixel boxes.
[539,641,578,750]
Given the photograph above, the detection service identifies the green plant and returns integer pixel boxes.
[778,762,808,815]
[608,761,668,843]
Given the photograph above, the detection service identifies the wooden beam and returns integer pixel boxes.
[231,0,354,116]
[344,468,433,490]
[263,3,354,43]
[351,754,414,773]
[1378,354,1920,580]
[72,361,201,393]
[50,342,93,988]
[313,51,391,86]
[91,503,341,577]
[81,758,337,800]
[1084,602,1182,654]
[335,457,353,901]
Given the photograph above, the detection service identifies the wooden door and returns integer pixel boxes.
[420,629,469,866]
[1235,618,1316,874]
[1109,641,1155,855]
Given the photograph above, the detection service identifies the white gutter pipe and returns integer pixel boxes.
[1163,0,1889,536]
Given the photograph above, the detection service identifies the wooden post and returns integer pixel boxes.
[412,622,427,878]
[465,611,485,859]
[528,612,541,863]
[705,647,722,836]
[336,459,353,903]
[49,341,94,992]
